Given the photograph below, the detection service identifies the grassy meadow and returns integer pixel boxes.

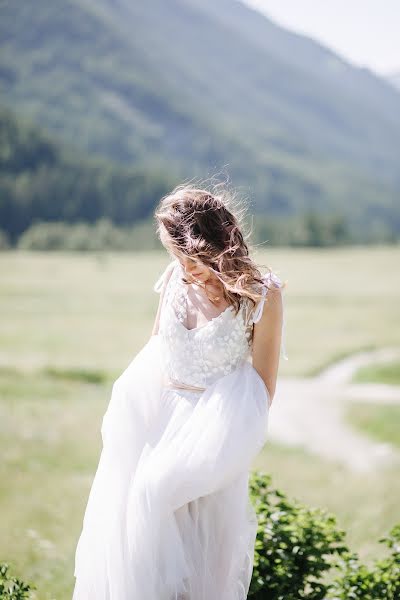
[0,247,399,599]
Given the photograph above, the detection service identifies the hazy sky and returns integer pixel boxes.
[242,0,400,76]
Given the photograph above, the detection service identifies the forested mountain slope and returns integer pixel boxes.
[0,0,399,236]
[0,106,174,240]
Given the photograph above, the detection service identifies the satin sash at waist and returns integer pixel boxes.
[163,375,206,393]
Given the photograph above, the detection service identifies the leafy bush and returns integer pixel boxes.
[0,564,34,600]
[249,471,348,599]
[328,524,400,600]
[17,218,161,251]
[249,471,400,599]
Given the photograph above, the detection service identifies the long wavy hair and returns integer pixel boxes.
[154,179,284,316]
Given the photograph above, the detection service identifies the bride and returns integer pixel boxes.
[72,182,287,600]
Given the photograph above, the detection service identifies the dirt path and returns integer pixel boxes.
[268,347,400,472]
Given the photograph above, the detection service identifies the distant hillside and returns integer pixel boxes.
[0,0,399,238]
[0,106,175,240]
[388,71,400,91]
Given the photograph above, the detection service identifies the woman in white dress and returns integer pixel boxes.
[72,183,287,600]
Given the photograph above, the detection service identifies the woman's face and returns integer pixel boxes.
[176,254,211,283]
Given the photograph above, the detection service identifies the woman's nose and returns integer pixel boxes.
[182,259,195,273]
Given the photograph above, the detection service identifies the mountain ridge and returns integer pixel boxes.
[0,0,399,235]
[388,71,400,91]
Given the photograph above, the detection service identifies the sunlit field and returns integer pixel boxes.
[1,247,399,376]
[0,247,399,599]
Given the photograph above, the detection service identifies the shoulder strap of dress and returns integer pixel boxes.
[153,260,179,327]
[153,259,178,293]
[252,272,288,361]
[252,272,282,323]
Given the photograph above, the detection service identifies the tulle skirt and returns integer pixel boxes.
[73,335,269,600]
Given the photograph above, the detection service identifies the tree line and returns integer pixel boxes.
[1,106,398,248]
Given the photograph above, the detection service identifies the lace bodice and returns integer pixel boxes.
[154,260,287,388]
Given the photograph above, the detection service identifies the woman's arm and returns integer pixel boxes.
[252,284,283,406]
[151,262,175,336]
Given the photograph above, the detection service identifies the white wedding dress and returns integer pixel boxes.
[72,259,287,600]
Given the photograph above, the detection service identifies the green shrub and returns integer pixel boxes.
[328,524,400,600]
[0,564,34,600]
[249,471,400,599]
[249,471,348,599]
[16,218,161,251]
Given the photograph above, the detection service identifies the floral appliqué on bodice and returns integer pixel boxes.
[154,260,287,389]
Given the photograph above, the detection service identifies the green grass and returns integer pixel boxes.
[1,247,400,377]
[0,248,399,599]
[43,365,111,384]
[0,368,109,600]
[1,368,399,599]
[352,360,400,385]
[345,402,400,449]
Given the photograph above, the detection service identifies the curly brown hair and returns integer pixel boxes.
[154,179,284,316]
